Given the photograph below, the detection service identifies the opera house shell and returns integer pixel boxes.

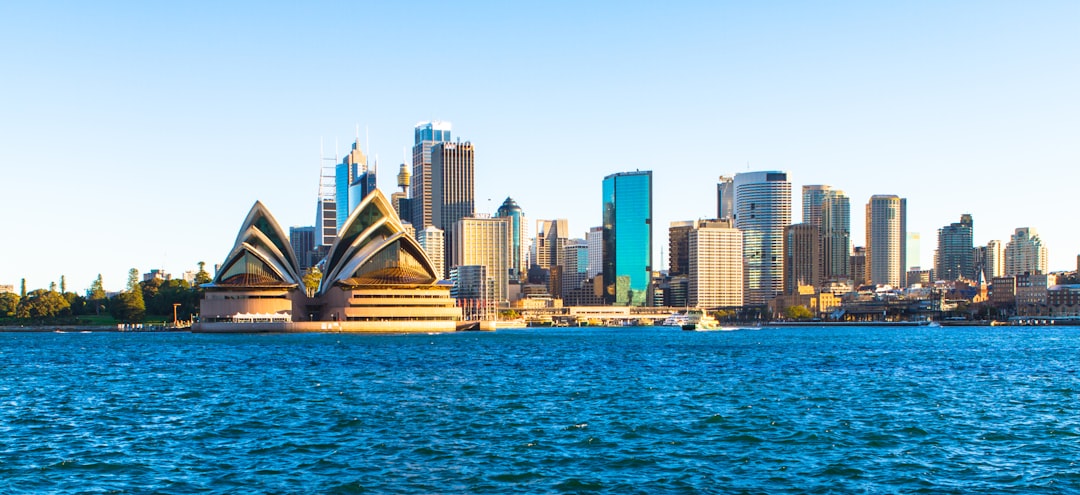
[195,190,462,333]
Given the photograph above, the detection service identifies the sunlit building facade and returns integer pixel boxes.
[733,171,791,305]
[602,171,653,306]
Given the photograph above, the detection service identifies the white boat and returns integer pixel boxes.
[660,312,690,327]
[681,309,720,331]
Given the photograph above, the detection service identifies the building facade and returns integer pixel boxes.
[453,216,512,305]
[417,226,445,279]
[784,223,822,295]
[865,195,906,287]
[495,197,528,282]
[936,214,975,282]
[586,226,603,279]
[733,171,791,305]
[431,140,475,269]
[802,185,851,281]
[602,171,653,306]
[288,226,316,271]
[409,121,452,229]
[687,219,743,308]
[1005,227,1049,276]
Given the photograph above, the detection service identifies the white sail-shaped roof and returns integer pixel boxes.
[318,190,440,294]
[209,201,302,288]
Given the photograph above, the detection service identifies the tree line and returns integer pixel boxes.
[0,263,212,325]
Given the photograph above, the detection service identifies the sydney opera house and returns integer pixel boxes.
[193,190,462,332]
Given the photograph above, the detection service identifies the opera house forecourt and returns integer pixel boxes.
[193,190,462,333]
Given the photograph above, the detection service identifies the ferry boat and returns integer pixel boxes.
[660,312,690,327]
[681,309,720,331]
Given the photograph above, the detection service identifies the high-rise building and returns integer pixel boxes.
[495,197,528,282]
[687,219,743,308]
[289,226,317,271]
[850,246,867,286]
[802,185,850,281]
[986,240,1005,279]
[1005,227,1049,276]
[431,141,475,271]
[332,139,374,220]
[416,226,445,279]
[392,162,411,223]
[668,221,694,276]
[936,214,975,281]
[865,195,907,287]
[733,171,791,305]
[535,219,569,270]
[602,171,653,306]
[315,199,336,247]
[784,223,822,294]
[561,239,588,298]
[717,176,735,220]
[453,216,512,304]
[410,121,452,229]
[586,226,603,279]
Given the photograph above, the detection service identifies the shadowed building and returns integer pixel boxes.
[936,214,975,282]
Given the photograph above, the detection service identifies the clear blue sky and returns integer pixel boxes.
[2,1,1077,292]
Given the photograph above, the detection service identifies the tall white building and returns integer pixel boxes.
[688,219,743,308]
[865,195,907,287]
[586,226,603,279]
[733,171,791,305]
[453,217,512,304]
[417,226,445,279]
[535,219,569,270]
[985,239,1005,278]
[1005,227,1049,276]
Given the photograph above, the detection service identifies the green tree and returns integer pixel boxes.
[110,269,146,323]
[49,281,57,292]
[0,293,19,317]
[88,274,107,315]
[784,305,814,320]
[195,262,212,285]
[302,266,322,297]
[60,275,66,294]
[15,289,70,319]
[20,278,26,298]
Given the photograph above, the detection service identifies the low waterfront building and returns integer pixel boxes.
[1015,272,1056,316]
[197,190,461,332]
[1048,285,1080,317]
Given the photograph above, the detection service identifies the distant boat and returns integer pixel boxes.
[660,312,690,327]
[681,309,720,331]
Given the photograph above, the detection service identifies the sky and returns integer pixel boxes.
[2,1,1078,292]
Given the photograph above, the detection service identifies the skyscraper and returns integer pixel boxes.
[865,195,907,287]
[453,216,512,304]
[410,121,452,229]
[535,219,569,270]
[717,176,734,220]
[784,223,821,294]
[985,240,1005,278]
[1005,227,1049,276]
[561,239,589,298]
[602,171,653,306]
[431,140,475,270]
[416,226,445,279]
[802,185,850,281]
[733,171,791,305]
[936,214,975,281]
[392,162,411,224]
[687,219,743,308]
[334,139,374,221]
[668,221,694,276]
[495,197,528,282]
[288,226,316,271]
[586,226,603,279]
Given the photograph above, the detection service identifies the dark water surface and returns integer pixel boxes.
[3,326,1080,493]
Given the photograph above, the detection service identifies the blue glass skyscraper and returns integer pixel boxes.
[602,171,653,306]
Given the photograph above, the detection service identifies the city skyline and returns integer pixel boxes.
[3,2,1079,291]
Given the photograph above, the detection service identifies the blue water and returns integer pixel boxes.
[3,326,1080,493]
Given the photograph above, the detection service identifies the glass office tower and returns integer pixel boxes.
[602,171,653,306]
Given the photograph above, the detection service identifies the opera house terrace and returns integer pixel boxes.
[193,190,462,333]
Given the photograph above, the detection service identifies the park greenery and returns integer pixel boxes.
[0,263,212,326]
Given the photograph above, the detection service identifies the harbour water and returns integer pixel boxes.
[3,326,1080,493]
